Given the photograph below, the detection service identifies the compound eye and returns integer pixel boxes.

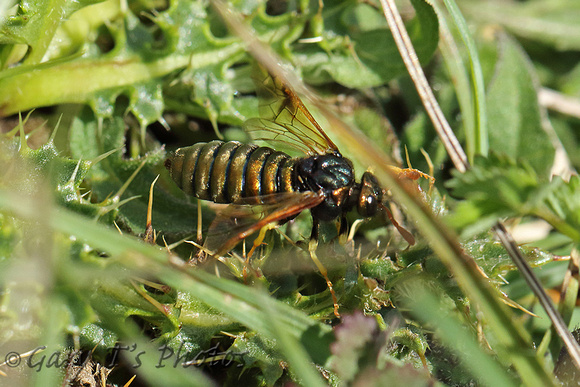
[357,172,382,217]
[364,194,378,217]
[357,190,377,217]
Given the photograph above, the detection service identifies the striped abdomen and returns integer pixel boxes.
[165,141,295,203]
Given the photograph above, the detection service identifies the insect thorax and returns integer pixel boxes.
[294,154,356,221]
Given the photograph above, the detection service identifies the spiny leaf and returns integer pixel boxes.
[446,153,540,233]
[447,153,580,242]
[229,333,285,385]
[68,110,203,235]
[300,0,439,88]
[0,0,105,64]
[465,235,554,280]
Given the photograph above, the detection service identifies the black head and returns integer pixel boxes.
[355,172,383,218]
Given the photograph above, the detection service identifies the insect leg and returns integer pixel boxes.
[308,218,340,318]
[337,216,348,245]
[243,224,275,281]
[395,167,435,193]
[308,242,340,318]
[191,199,207,264]
[247,225,270,260]
[380,203,415,246]
[311,217,320,242]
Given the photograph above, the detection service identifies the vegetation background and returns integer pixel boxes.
[1,0,580,386]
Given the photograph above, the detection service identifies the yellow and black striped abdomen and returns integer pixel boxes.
[165,141,295,203]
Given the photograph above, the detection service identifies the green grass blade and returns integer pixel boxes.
[441,0,488,159]
[0,188,330,383]
[430,1,475,158]
[321,111,556,385]
[399,278,517,387]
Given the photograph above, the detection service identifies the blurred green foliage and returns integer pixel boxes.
[1,0,579,386]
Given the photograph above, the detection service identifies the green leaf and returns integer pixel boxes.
[465,234,554,279]
[560,62,580,97]
[300,0,439,88]
[0,0,106,64]
[0,1,244,122]
[399,279,518,387]
[0,212,17,264]
[68,109,205,236]
[439,0,489,160]
[129,82,165,130]
[486,34,555,178]
[460,0,580,51]
[447,154,580,242]
[543,175,580,241]
[446,153,540,233]
[3,0,576,385]
[230,333,285,385]
[2,134,102,218]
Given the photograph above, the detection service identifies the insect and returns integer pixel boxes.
[165,66,425,258]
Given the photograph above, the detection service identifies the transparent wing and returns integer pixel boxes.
[204,191,325,256]
[244,65,340,156]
